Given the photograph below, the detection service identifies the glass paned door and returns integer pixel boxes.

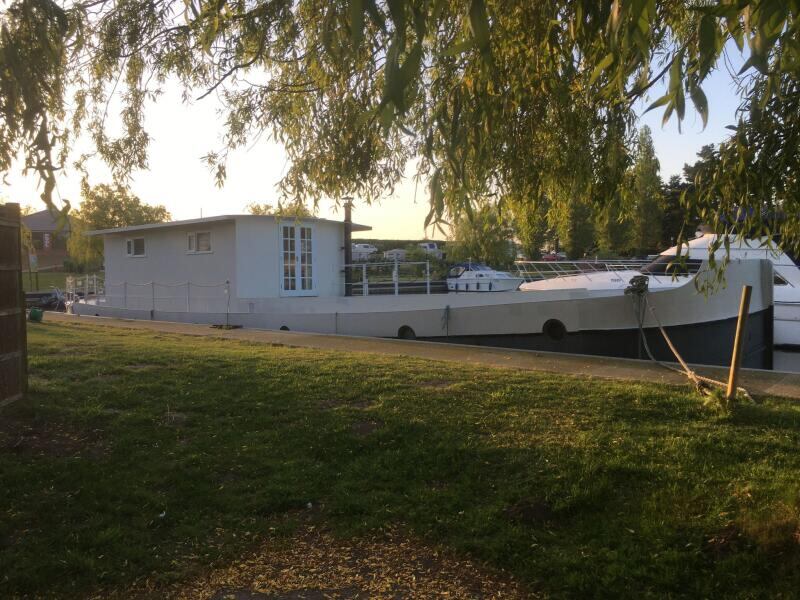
[300,227,313,290]
[281,224,314,295]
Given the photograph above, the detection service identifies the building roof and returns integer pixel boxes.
[22,209,71,233]
[86,214,371,236]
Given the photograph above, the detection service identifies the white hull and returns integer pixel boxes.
[74,260,774,368]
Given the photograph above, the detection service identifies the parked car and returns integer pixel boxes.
[418,241,444,260]
[351,243,378,262]
[383,248,407,261]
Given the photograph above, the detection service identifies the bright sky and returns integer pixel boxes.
[4,50,746,240]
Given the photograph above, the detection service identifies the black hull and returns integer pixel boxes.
[417,307,774,370]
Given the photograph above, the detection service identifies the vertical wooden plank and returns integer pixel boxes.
[0,202,27,405]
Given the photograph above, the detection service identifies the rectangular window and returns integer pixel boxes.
[188,231,212,253]
[126,237,145,257]
[281,224,314,295]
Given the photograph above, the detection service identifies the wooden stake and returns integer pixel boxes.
[727,285,752,400]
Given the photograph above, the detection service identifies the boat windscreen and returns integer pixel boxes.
[641,255,702,275]
[448,266,465,278]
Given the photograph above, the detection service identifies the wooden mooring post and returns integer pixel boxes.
[726,285,752,401]
[0,203,27,406]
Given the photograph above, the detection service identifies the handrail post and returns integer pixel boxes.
[426,260,431,295]
[123,282,127,309]
[362,263,368,296]
[726,285,752,401]
[151,282,156,312]
[186,281,191,312]
[84,275,89,299]
[394,257,399,296]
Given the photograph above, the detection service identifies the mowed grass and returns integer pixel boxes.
[21,271,74,292]
[3,321,800,597]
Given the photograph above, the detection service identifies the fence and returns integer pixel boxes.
[344,260,445,296]
[0,203,26,406]
[84,280,232,313]
[65,274,104,301]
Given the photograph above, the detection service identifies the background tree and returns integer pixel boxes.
[245,201,313,218]
[628,126,663,256]
[507,194,551,260]
[68,183,170,268]
[660,174,690,248]
[595,185,632,256]
[1,1,798,262]
[447,202,515,268]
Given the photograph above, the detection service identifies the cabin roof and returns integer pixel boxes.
[86,214,371,236]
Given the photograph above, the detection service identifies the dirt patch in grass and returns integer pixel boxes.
[418,379,456,389]
[162,411,190,428]
[350,419,384,437]
[503,498,556,526]
[320,397,373,410]
[0,415,104,458]
[705,524,745,559]
[172,525,531,599]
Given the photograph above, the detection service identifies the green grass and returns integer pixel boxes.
[21,271,72,292]
[3,321,800,597]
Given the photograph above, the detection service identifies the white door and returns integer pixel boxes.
[280,223,315,296]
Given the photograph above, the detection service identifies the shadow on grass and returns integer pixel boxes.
[2,323,799,598]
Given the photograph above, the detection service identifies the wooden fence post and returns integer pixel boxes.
[0,203,27,406]
[727,285,752,401]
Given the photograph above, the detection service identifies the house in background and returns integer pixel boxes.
[22,209,71,269]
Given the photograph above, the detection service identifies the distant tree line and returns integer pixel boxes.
[449,127,721,265]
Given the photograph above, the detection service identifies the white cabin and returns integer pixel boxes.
[90,215,370,310]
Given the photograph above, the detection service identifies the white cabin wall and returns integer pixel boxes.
[313,220,345,297]
[102,221,237,287]
[234,217,345,299]
[234,217,280,299]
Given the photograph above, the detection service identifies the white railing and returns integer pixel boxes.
[515,259,651,283]
[343,260,440,296]
[514,259,704,285]
[65,274,104,301]
[83,280,231,313]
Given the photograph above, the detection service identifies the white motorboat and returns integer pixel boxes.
[447,263,524,292]
[520,233,800,347]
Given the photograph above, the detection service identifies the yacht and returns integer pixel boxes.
[447,263,524,292]
[520,233,799,347]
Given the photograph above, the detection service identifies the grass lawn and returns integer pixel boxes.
[21,271,73,292]
[3,321,800,597]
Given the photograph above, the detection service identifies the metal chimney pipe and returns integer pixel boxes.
[343,197,353,297]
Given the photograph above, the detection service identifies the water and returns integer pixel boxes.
[774,350,800,373]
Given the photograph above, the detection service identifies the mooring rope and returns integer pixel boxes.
[625,275,751,400]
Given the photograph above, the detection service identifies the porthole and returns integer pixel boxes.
[398,325,416,340]
[542,319,567,341]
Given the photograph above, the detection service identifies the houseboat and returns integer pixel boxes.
[72,213,774,368]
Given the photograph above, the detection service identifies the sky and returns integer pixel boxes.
[4,51,746,240]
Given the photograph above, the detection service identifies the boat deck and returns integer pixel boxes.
[43,312,800,400]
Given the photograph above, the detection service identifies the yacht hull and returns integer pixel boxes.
[74,260,774,369]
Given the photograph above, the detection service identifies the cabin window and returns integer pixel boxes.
[774,273,789,286]
[126,237,145,257]
[281,224,315,295]
[187,231,212,253]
